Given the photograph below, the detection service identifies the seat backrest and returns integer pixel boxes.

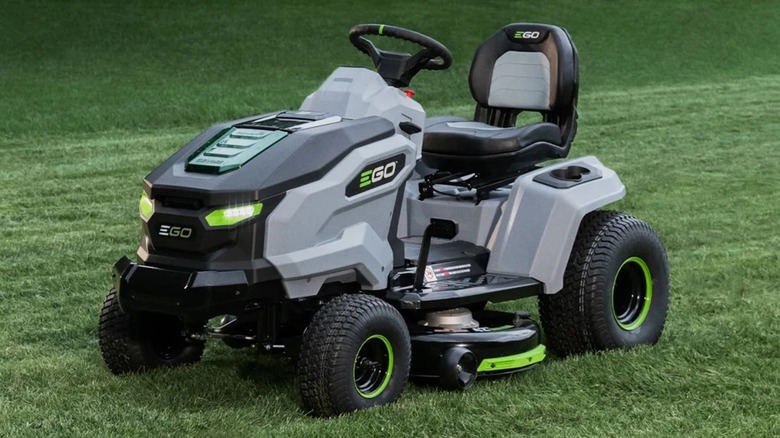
[469,23,579,147]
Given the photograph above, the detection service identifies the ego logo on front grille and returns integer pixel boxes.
[158,224,193,238]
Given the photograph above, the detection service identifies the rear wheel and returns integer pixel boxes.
[98,289,205,374]
[539,211,670,356]
[297,294,411,417]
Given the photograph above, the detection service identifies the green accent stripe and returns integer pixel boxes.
[477,344,546,372]
[612,256,653,331]
[354,334,393,399]
[359,169,373,188]
[378,24,385,35]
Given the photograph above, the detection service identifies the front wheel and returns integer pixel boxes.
[539,211,670,357]
[98,289,205,374]
[297,294,411,417]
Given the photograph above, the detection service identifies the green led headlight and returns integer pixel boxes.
[139,193,154,220]
[205,202,263,227]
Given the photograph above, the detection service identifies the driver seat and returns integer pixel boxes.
[422,23,579,174]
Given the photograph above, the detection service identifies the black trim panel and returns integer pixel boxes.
[145,115,395,205]
[114,256,285,321]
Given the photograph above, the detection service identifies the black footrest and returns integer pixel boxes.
[382,274,542,310]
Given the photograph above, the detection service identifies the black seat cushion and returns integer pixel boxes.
[423,118,561,156]
[421,118,564,173]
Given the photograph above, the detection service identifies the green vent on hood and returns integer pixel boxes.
[186,128,287,174]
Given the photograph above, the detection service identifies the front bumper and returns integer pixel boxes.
[113,256,256,321]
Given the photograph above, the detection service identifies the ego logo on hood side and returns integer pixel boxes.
[346,153,406,197]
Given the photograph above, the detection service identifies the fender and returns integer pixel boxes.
[264,134,416,299]
[486,156,626,293]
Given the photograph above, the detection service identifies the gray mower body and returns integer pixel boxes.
[102,23,674,417]
[280,67,625,297]
[116,66,623,319]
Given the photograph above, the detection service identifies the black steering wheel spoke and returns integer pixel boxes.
[349,24,452,87]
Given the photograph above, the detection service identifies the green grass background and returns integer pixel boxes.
[2,0,780,436]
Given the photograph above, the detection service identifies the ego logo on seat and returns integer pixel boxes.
[159,224,193,238]
[514,30,541,40]
[346,153,407,197]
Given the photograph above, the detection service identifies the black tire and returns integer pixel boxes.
[98,289,205,374]
[539,211,670,357]
[297,294,411,417]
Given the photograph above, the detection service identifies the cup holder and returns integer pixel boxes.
[533,163,601,189]
[550,165,590,181]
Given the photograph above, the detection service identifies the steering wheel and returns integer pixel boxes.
[349,24,453,87]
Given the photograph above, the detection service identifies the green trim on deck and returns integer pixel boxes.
[477,344,546,372]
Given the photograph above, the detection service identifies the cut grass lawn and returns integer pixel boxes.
[2,0,780,436]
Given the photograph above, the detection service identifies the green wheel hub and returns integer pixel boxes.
[353,334,393,398]
[611,256,653,331]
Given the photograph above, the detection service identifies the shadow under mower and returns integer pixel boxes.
[99,23,670,417]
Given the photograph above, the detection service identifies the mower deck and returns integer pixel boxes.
[409,310,545,381]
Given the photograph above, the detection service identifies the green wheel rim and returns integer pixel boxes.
[353,334,394,399]
[611,256,653,331]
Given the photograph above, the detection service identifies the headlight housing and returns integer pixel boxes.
[139,193,154,220]
[205,202,264,227]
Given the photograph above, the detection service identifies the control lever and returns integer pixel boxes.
[413,219,459,291]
